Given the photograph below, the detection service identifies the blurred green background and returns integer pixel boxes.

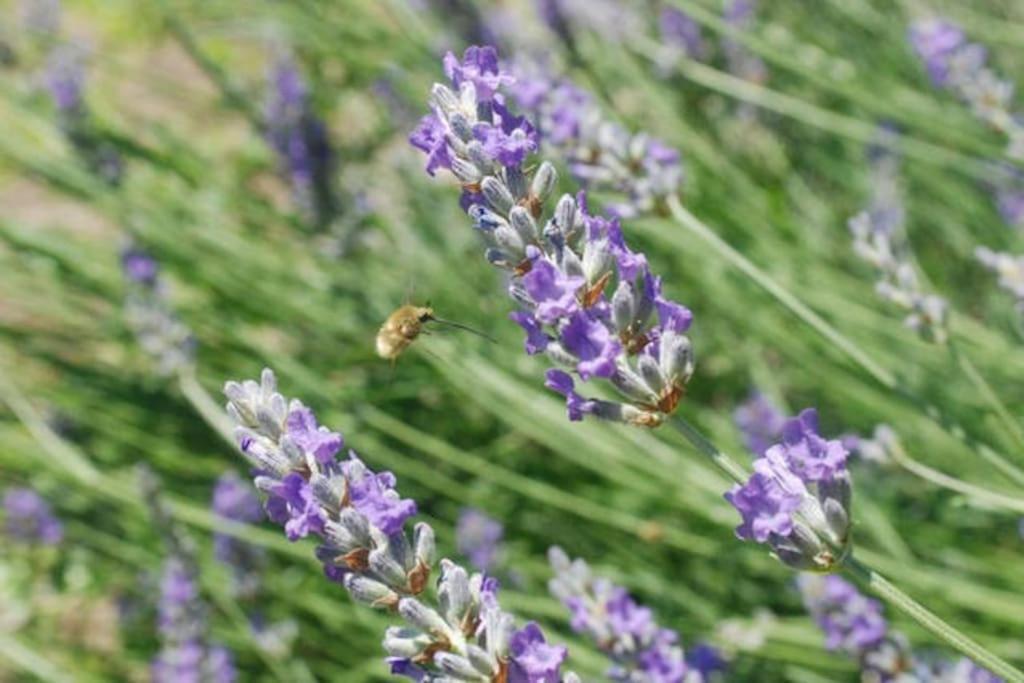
[1,0,1023,680]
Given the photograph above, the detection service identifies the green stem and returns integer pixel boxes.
[888,440,1024,514]
[666,195,1024,489]
[668,415,749,485]
[949,338,1024,454]
[845,557,1024,682]
[178,367,237,446]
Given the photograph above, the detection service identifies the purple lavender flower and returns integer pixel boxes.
[722,0,767,87]
[414,46,694,429]
[152,558,237,683]
[908,19,966,86]
[997,187,1024,228]
[560,310,621,380]
[286,405,343,465]
[141,469,236,683]
[510,311,550,354]
[224,369,579,681]
[909,18,1023,162]
[659,7,707,61]
[549,547,723,682]
[44,44,123,185]
[267,472,327,541]
[733,391,785,456]
[506,60,684,217]
[849,134,948,343]
[410,113,453,176]
[211,471,265,598]
[456,507,504,573]
[121,244,196,375]
[443,45,513,101]
[776,409,848,483]
[509,623,568,683]
[725,449,806,542]
[726,409,853,570]
[121,246,159,286]
[522,259,584,324]
[544,370,598,421]
[3,487,63,545]
[265,54,337,227]
[798,575,887,655]
[797,575,1002,681]
[45,45,84,114]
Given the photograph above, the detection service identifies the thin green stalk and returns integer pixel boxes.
[178,367,237,446]
[845,557,1024,683]
[949,338,1024,452]
[888,440,1024,514]
[665,195,1024,488]
[668,414,749,485]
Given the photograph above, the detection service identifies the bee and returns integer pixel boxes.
[376,304,494,361]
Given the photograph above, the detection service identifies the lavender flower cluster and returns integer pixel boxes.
[410,45,695,429]
[909,19,1024,162]
[798,575,1001,682]
[457,507,504,574]
[140,468,236,683]
[44,44,123,185]
[721,0,767,89]
[549,547,724,682]
[211,472,267,599]
[975,247,1024,314]
[265,54,337,228]
[121,245,196,375]
[909,19,1024,229]
[848,140,948,343]
[223,368,579,681]
[153,557,236,683]
[507,61,684,218]
[726,409,853,571]
[3,487,63,545]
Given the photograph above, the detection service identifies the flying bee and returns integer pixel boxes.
[375,304,495,361]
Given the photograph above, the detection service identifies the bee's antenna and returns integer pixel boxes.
[427,316,497,343]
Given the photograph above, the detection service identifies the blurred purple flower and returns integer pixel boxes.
[3,487,63,545]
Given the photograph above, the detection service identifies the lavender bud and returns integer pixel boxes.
[398,598,451,636]
[345,575,399,609]
[482,176,515,214]
[531,161,558,202]
[509,206,539,243]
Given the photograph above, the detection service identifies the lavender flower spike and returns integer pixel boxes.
[508,60,684,218]
[121,243,196,375]
[223,368,580,681]
[798,574,1003,681]
[412,45,695,428]
[726,409,853,571]
[549,547,724,682]
[211,471,266,599]
[3,487,63,545]
[265,53,338,228]
[733,390,785,456]
[909,18,1024,161]
[457,507,504,573]
[139,468,236,683]
[849,135,948,343]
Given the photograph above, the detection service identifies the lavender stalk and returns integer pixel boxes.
[411,42,1022,679]
[549,547,725,682]
[223,368,580,682]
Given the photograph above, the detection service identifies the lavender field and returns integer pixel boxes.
[2,1,1024,681]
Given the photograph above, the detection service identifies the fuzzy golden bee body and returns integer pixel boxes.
[375,305,434,360]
